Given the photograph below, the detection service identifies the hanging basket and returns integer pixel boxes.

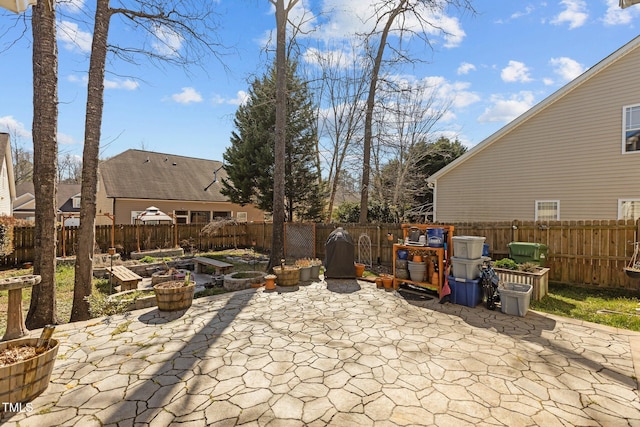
[0,338,59,404]
[154,282,195,311]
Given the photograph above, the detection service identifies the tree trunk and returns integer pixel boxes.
[71,0,112,321]
[26,0,59,329]
[269,0,289,269]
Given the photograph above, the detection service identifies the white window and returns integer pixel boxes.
[72,195,81,209]
[535,200,559,221]
[619,199,640,220]
[236,212,248,223]
[623,103,640,153]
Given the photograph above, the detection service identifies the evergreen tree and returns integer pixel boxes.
[222,61,323,221]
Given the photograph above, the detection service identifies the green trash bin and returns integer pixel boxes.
[508,242,548,267]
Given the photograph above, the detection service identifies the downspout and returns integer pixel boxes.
[428,180,436,223]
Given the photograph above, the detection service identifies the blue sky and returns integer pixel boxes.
[0,0,639,169]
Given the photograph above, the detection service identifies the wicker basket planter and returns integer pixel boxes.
[154,281,195,311]
[0,338,59,404]
[494,267,550,301]
[273,266,300,287]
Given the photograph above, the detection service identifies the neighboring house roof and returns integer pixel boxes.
[14,182,81,213]
[100,149,228,202]
[0,133,16,202]
[428,34,640,183]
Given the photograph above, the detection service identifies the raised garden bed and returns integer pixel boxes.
[107,289,157,311]
[223,271,266,291]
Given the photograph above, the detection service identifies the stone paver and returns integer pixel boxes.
[2,279,640,426]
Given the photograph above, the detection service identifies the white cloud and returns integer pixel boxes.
[104,79,139,90]
[228,91,249,106]
[510,6,535,20]
[58,0,85,13]
[549,57,585,82]
[171,87,203,104]
[152,25,184,57]
[602,0,638,26]
[211,91,248,106]
[420,76,480,109]
[58,132,76,145]
[478,91,536,123]
[309,1,467,48]
[68,74,139,90]
[501,60,533,83]
[303,47,363,70]
[551,0,588,29]
[457,62,476,75]
[57,20,93,53]
[0,116,31,139]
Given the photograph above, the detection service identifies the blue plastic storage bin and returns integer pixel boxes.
[448,276,482,307]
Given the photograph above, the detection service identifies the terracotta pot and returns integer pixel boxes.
[355,263,365,277]
[264,274,277,290]
[412,255,423,262]
[375,277,383,289]
[381,274,393,291]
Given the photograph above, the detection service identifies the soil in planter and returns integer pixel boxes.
[0,345,37,368]
[155,280,192,289]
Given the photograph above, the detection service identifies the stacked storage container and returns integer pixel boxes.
[448,236,487,307]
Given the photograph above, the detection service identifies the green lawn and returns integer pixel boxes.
[531,282,640,331]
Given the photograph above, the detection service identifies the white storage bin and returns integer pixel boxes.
[452,236,486,259]
[498,282,533,317]
[450,256,489,280]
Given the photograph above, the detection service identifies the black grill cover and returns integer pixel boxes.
[324,227,355,278]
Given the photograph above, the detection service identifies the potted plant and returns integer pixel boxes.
[153,271,195,311]
[295,258,313,282]
[0,325,58,404]
[492,258,550,301]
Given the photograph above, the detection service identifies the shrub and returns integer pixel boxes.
[139,256,157,263]
[85,292,130,317]
[493,258,518,270]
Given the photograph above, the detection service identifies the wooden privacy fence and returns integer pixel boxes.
[3,220,640,290]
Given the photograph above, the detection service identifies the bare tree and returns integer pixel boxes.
[26,0,59,329]
[5,127,34,184]
[309,41,370,222]
[371,80,449,221]
[358,0,475,224]
[58,152,82,183]
[71,0,225,321]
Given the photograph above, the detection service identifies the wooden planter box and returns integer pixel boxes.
[154,282,195,311]
[494,267,550,301]
[0,338,59,404]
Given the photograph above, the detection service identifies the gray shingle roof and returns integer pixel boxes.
[100,149,228,202]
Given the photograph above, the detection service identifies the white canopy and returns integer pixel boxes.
[136,206,173,223]
[0,0,36,13]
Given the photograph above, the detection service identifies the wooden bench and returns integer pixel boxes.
[192,257,233,275]
[106,266,142,291]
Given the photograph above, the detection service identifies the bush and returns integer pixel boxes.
[139,256,157,263]
[493,258,518,270]
[85,292,130,317]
